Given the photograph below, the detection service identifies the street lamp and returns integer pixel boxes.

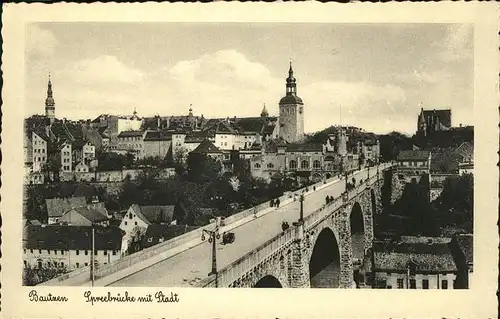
[90,223,96,286]
[201,217,235,288]
[299,194,305,223]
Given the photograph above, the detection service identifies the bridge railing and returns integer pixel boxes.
[198,163,394,288]
[197,226,296,287]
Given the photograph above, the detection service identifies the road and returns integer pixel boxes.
[110,167,374,287]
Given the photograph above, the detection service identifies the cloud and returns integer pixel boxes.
[26,25,58,57]
[395,69,451,85]
[62,55,145,86]
[436,24,473,62]
[26,50,410,133]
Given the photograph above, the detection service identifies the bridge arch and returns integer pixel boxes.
[254,275,283,288]
[309,227,341,288]
[350,202,365,262]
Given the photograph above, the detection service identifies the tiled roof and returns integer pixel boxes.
[24,225,124,250]
[45,197,87,218]
[430,148,461,172]
[455,234,473,265]
[143,131,172,141]
[372,241,457,272]
[117,130,144,138]
[141,224,199,249]
[286,143,323,152]
[397,150,430,161]
[192,139,222,154]
[62,206,108,223]
[130,204,175,225]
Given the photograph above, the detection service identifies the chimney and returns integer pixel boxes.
[166,117,170,129]
[157,116,161,130]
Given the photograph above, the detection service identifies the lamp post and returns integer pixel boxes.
[201,217,225,288]
[90,224,95,286]
[299,194,304,223]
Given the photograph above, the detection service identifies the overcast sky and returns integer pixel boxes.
[25,23,473,134]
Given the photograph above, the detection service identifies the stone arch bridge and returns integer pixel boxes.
[198,172,385,288]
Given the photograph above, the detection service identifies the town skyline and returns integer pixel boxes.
[26,23,473,135]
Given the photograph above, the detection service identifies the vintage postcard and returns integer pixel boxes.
[1,2,498,318]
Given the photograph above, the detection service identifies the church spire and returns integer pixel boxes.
[260,103,269,117]
[45,73,55,121]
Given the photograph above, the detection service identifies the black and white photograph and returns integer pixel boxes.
[1,2,498,318]
[22,21,475,289]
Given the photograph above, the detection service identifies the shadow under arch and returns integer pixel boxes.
[253,275,283,288]
[309,227,340,288]
[350,202,365,262]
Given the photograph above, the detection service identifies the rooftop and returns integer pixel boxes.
[372,240,457,272]
[397,150,431,161]
[141,224,199,249]
[117,130,144,138]
[45,197,87,218]
[24,225,124,250]
[130,204,175,225]
[192,139,222,154]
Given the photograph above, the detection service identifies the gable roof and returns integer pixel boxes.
[130,204,175,225]
[192,139,222,154]
[24,225,123,250]
[141,224,199,249]
[72,184,100,200]
[62,206,108,223]
[397,150,431,161]
[45,197,87,218]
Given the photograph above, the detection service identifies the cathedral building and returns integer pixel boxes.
[417,108,452,137]
[278,63,304,143]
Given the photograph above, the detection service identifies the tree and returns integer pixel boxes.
[42,153,61,182]
[435,173,473,233]
[174,146,188,164]
[186,153,222,183]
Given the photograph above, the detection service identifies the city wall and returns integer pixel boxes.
[59,168,175,182]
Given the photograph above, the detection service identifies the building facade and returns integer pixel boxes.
[23,225,124,271]
[417,108,452,137]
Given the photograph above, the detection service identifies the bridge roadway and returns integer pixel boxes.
[109,167,373,287]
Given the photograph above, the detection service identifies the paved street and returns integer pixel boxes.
[110,168,373,287]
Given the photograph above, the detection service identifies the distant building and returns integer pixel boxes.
[357,139,380,164]
[119,204,176,251]
[45,76,56,122]
[111,130,146,159]
[191,139,225,161]
[23,225,124,271]
[45,197,88,224]
[142,130,172,159]
[370,236,458,289]
[396,150,431,184]
[417,108,452,137]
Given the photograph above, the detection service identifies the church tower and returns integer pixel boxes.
[278,62,304,143]
[45,74,55,122]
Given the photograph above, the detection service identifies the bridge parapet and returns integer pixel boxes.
[197,226,296,287]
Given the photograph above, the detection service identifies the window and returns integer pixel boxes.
[85,250,88,255]
[124,221,128,226]
[23,249,26,254]
[104,250,108,256]
[61,250,64,255]
[47,261,51,267]
[61,262,64,267]
[85,262,88,267]
[313,160,321,169]
[94,250,98,256]
[289,160,297,170]
[397,278,404,288]
[48,250,51,255]
[129,213,133,220]
[441,280,448,289]
[267,163,274,169]
[38,249,42,254]
[409,279,416,289]
[301,160,309,169]
[113,250,117,256]
[30,249,33,254]
[76,262,80,268]
[422,279,429,289]
[24,260,27,267]
[76,250,79,255]
[135,221,138,226]
[254,163,261,169]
